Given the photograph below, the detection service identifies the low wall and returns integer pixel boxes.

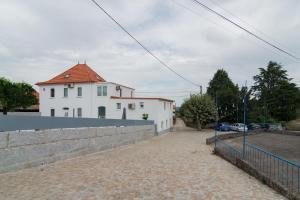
[206,132,260,145]
[0,125,155,173]
[0,112,41,117]
[0,115,154,132]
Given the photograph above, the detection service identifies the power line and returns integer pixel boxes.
[190,0,300,61]
[89,0,201,87]
[207,0,299,57]
[169,0,294,62]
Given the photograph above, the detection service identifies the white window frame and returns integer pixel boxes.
[77,87,82,97]
[50,88,55,98]
[77,108,82,117]
[64,88,68,97]
[116,103,121,110]
[97,86,102,96]
[103,86,107,96]
[50,108,55,117]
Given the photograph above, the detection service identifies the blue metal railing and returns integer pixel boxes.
[215,138,241,163]
[244,143,300,196]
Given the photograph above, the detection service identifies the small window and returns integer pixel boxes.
[97,86,102,96]
[50,109,55,117]
[161,121,164,129]
[77,87,82,97]
[116,103,121,110]
[43,88,45,91]
[64,88,68,97]
[77,108,82,117]
[139,102,144,109]
[166,120,168,128]
[50,88,55,98]
[103,86,107,96]
[164,102,166,110]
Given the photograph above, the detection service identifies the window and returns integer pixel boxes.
[161,121,164,129]
[166,120,168,128]
[77,108,82,117]
[50,109,55,117]
[64,88,68,97]
[103,86,107,96]
[164,102,166,110]
[97,86,102,96]
[63,107,69,117]
[50,88,55,98]
[116,103,121,110]
[128,103,136,110]
[77,87,82,97]
[139,102,144,109]
[97,86,107,96]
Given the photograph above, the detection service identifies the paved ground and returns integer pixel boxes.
[0,122,285,200]
[226,133,300,164]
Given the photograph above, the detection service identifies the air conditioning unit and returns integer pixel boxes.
[128,103,136,110]
[67,83,75,88]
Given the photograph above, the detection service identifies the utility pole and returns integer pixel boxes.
[243,81,247,159]
[243,95,247,158]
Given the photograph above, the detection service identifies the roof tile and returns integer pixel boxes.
[36,64,106,85]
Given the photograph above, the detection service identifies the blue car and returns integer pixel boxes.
[215,123,231,131]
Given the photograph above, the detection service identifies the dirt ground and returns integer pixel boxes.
[0,122,285,200]
[226,133,300,164]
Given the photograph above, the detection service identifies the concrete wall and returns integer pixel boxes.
[0,112,41,116]
[0,125,155,173]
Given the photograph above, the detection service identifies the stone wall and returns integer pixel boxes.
[0,125,155,173]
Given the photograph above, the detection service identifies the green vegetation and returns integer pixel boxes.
[207,69,239,122]
[250,61,300,123]
[142,113,149,120]
[180,94,217,130]
[180,61,299,128]
[0,77,37,115]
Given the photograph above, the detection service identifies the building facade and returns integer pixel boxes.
[36,63,174,132]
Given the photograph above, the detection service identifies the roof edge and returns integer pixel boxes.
[111,96,174,102]
[36,80,103,86]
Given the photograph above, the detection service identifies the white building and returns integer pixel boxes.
[36,63,174,132]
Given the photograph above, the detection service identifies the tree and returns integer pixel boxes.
[180,94,217,130]
[251,61,300,122]
[207,69,239,122]
[0,78,37,115]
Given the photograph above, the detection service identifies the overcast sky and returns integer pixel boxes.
[0,0,299,105]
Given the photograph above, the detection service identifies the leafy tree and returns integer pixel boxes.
[207,69,239,122]
[0,78,37,115]
[180,94,217,130]
[251,61,299,122]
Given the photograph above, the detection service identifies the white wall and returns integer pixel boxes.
[39,83,94,118]
[39,82,173,132]
[108,99,173,132]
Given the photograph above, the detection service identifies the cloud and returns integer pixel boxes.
[0,0,299,105]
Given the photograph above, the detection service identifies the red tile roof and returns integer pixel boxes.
[36,64,106,85]
[111,96,174,102]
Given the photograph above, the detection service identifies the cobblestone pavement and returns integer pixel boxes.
[0,130,285,200]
